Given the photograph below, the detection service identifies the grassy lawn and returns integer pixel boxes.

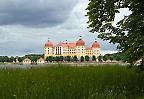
[0,64,144,99]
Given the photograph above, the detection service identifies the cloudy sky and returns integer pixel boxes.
[0,0,131,56]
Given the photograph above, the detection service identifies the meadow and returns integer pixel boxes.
[0,64,144,99]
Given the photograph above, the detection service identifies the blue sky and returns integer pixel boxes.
[0,0,131,56]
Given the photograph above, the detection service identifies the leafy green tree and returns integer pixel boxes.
[46,56,53,62]
[49,56,53,62]
[0,56,9,62]
[121,54,128,63]
[9,56,15,62]
[46,56,51,62]
[103,55,109,62]
[86,0,144,65]
[109,56,114,62]
[66,56,71,62]
[92,55,96,61]
[98,55,103,62]
[85,56,90,62]
[18,57,23,62]
[59,56,64,62]
[80,56,84,62]
[30,56,38,62]
[55,56,60,62]
[73,56,78,62]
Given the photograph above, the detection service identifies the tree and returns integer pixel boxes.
[85,55,90,62]
[66,56,71,62]
[59,56,64,62]
[98,55,103,62]
[86,0,144,65]
[0,56,9,62]
[46,57,49,62]
[73,56,78,62]
[9,56,15,62]
[49,56,53,62]
[30,56,38,62]
[103,55,109,62]
[109,56,114,62]
[92,55,96,61]
[46,56,53,62]
[80,56,84,62]
[55,56,60,62]
[115,54,121,62]
[18,57,23,62]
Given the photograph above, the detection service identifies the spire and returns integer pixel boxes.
[66,40,68,44]
[95,38,97,42]
[48,38,50,42]
[79,36,82,40]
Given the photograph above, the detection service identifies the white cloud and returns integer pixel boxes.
[0,0,120,56]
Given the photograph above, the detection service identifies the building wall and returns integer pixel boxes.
[92,48,100,58]
[44,47,53,59]
[44,44,100,59]
[86,49,93,57]
[23,60,31,64]
[37,60,45,64]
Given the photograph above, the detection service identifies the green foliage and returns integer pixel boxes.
[25,54,43,62]
[85,55,90,62]
[65,56,71,62]
[98,55,103,62]
[25,54,43,57]
[0,56,13,62]
[73,56,78,62]
[103,53,126,62]
[59,56,64,62]
[18,57,23,62]
[103,55,109,62]
[80,56,84,62]
[46,56,53,62]
[109,56,114,62]
[9,56,15,62]
[54,56,60,62]
[29,56,38,62]
[92,55,96,61]
[86,0,144,65]
[0,65,143,98]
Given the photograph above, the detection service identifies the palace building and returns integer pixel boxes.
[44,37,100,59]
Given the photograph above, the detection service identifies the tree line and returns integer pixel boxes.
[0,53,126,63]
[0,54,43,63]
[45,55,97,62]
[46,53,125,63]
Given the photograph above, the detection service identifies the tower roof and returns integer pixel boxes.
[45,40,53,47]
[92,41,100,48]
[76,37,85,46]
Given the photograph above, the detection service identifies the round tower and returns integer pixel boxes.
[92,39,100,60]
[76,36,85,59]
[44,39,53,59]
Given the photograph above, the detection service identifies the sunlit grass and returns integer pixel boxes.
[0,64,143,99]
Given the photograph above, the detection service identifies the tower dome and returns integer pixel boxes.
[76,36,85,46]
[92,40,100,48]
[45,40,53,47]
[76,39,85,46]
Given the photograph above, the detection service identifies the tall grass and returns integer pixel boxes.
[0,64,143,99]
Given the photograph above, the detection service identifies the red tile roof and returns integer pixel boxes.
[45,40,53,47]
[92,41,100,48]
[56,41,76,48]
[86,47,92,50]
[76,39,85,46]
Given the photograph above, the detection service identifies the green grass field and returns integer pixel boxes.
[0,64,144,99]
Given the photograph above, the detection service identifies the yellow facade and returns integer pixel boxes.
[44,38,100,59]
